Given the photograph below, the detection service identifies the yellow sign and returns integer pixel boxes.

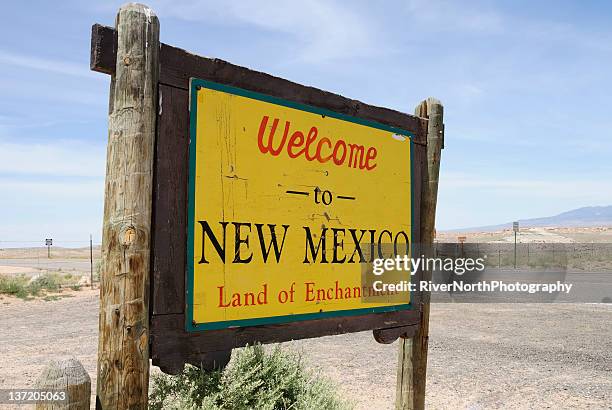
[187,79,414,330]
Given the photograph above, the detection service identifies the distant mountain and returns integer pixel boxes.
[448,206,612,232]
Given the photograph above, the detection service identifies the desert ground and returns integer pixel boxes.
[1,291,610,409]
[0,228,611,409]
[437,226,612,244]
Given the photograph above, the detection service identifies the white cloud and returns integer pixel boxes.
[0,178,104,243]
[0,50,102,80]
[0,178,103,198]
[404,0,503,33]
[441,172,612,201]
[148,0,388,63]
[0,78,108,107]
[0,137,106,178]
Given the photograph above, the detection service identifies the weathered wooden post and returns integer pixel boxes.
[96,3,159,409]
[396,98,444,410]
[35,357,91,409]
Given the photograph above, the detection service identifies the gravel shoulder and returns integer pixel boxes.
[0,291,610,409]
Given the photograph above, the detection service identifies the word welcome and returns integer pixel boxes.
[257,116,378,171]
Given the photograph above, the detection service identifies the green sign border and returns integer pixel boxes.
[186,78,415,332]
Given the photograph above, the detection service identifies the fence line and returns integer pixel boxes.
[0,240,103,289]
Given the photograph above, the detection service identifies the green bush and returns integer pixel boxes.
[28,274,60,295]
[149,345,351,410]
[0,275,28,298]
[0,273,62,298]
[94,260,102,281]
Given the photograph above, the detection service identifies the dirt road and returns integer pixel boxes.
[0,290,610,409]
[0,258,94,276]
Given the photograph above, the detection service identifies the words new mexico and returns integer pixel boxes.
[188,81,413,329]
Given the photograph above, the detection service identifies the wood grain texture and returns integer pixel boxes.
[151,84,188,315]
[95,4,159,409]
[89,23,428,145]
[90,24,116,75]
[151,309,421,374]
[35,357,91,409]
[396,98,444,410]
[373,326,418,344]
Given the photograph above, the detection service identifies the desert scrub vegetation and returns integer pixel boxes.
[0,273,79,299]
[149,345,352,410]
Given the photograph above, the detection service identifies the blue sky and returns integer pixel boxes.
[1,0,611,246]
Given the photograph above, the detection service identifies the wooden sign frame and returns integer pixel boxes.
[91,23,428,374]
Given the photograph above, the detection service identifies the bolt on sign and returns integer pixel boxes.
[187,79,415,331]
